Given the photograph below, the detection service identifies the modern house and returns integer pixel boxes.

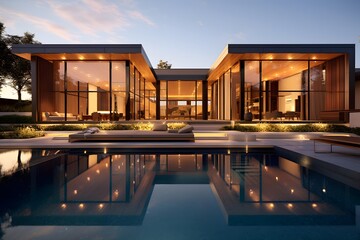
[12,44,356,123]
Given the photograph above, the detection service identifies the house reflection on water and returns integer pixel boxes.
[5,148,359,226]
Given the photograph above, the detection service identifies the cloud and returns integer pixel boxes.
[46,0,130,36]
[0,7,77,42]
[128,10,156,26]
[45,0,155,37]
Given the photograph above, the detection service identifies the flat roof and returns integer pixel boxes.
[12,44,156,82]
[208,44,355,81]
[155,69,209,81]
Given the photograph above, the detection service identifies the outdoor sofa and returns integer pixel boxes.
[68,124,195,142]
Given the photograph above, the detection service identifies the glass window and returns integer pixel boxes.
[231,63,240,120]
[67,61,110,91]
[112,61,126,120]
[262,61,308,91]
[245,61,260,120]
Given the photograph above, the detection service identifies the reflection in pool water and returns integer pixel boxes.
[0,148,359,240]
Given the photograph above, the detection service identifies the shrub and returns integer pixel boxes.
[40,124,87,131]
[0,126,44,139]
[167,122,186,130]
[132,122,154,131]
[98,123,132,130]
[223,123,360,136]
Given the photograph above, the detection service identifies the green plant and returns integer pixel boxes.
[132,122,154,131]
[40,124,87,131]
[223,123,360,136]
[167,122,186,130]
[0,126,44,139]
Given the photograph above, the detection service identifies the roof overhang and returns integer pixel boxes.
[11,44,156,82]
[154,69,209,81]
[208,44,355,81]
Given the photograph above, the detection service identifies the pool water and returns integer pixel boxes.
[0,148,359,240]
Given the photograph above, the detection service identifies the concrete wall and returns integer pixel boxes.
[350,112,360,127]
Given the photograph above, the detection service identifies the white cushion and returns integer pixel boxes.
[152,123,167,131]
[178,125,194,133]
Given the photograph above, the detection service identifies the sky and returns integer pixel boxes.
[0,0,359,100]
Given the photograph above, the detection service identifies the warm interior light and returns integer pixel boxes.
[84,150,87,154]
[291,189,294,194]
[79,203,84,208]
[79,56,84,60]
[99,203,104,209]
[61,203,67,209]
[269,203,274,208]
[288,203,293,208]
[74,189,78,195]
[87,177,91,181]
[61,56,66,60]
[312,203,318,208]
[104,148,107,154]
[96,169,100,174]
[275,177,279,181]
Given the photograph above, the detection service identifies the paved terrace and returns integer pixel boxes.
[0,130,360,189]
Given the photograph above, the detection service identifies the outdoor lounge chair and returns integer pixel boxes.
[68,125,195,142]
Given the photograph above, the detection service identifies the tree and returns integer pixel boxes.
[0,22,40,101]
[0,22,7,91]
[157,60,172,69]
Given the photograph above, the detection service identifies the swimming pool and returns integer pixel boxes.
[0,148,359,240]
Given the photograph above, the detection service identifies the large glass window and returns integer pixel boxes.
[261,61,308,121]
[160,80,203,120]
[211,54,347,122]
[245,61,260,120]
[67,61,110,120]
[112,61,126,120]
[231,63,240,120]
[41,60,152,122]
